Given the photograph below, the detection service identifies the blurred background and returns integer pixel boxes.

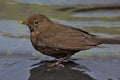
[0,0,120,80]
[0,0,120,59]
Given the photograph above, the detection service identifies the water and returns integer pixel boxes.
[72,10,120,18]
[52,18,120,27]
[0,20,28,35]
[0,20,35,56]
[0,57,120,80]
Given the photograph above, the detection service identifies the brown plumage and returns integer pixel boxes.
[19,14,120,66]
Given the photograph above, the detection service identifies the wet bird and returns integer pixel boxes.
[19,14,120,67]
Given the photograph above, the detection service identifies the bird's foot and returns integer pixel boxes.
[47,61,64,67]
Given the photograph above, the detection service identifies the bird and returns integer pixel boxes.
[19,14,120,67]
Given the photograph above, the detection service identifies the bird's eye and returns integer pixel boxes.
[35,21,38,24]
[34,20,39,25]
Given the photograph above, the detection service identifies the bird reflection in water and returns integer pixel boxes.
[29,60,95,80]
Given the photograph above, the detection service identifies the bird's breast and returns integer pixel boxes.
[30,31,40,45]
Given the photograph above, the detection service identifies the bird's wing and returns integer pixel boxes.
[38,24,98,50]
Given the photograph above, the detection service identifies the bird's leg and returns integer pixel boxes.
[54,58,65,67]
[48,54,71,67]
[57,54,72,67]
[47,58,64,67]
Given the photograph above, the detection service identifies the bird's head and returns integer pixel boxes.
[19,14,51,32]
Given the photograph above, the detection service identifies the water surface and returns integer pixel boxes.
[72,10,120,18]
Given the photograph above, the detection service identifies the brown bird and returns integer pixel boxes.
[19,14,120,67]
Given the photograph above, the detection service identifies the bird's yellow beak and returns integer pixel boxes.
[19,20,27,25]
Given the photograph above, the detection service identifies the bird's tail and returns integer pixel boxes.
[96,37,120,44]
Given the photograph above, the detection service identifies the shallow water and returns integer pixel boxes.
[0,0,120,80]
